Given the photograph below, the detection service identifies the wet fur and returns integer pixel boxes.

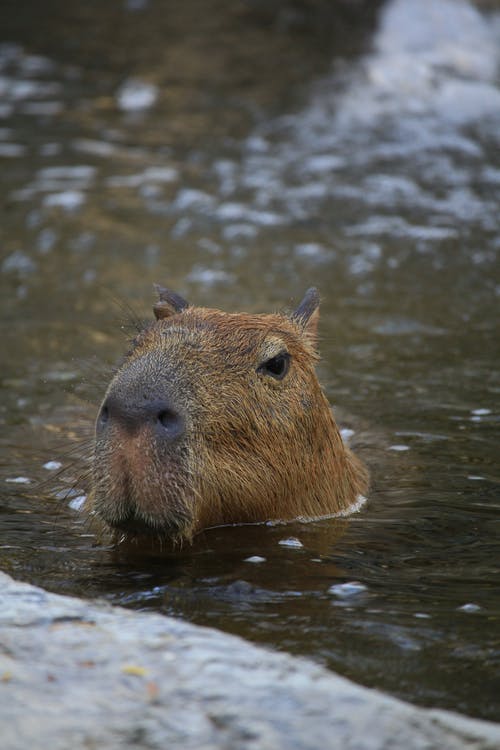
[88,290,369,544]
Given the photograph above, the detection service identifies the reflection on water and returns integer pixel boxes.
[1,0,499,722]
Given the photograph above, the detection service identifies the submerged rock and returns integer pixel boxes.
[0,572,499,750]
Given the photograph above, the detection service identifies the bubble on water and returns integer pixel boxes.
[107,166,178,188]
[68,495,87,511]
[278,537,304,549]
[388,444,410,452]
[43,190,85,211]
[37,165,95,182]
[467,475,485,481]
[172,188,214,212]
[0,143,25,157]
[20,54,55,76]
[244,136,269,153]
[244,556,266,564]
[197,238,221,255]
[329,581,367,598]
[349,246,381,276]
[458,603,482,613]
[186,266,235,286]
[43,461,63,471]
[139,183,163,199]
[44,369,78,382]
[216,202,248,221]
[1,250,37,275]
[116,78,158,111]
[294,243,329,262]
[303,154,345,173]
[340,428,355,443]
[471,408,491,416]
[72,138,117,157]
[7,79,61,101]
[171,217,193,238]
[5,476,31,484]
[37,228,58,254]
[222,224,257,241]
[246,209,284,227]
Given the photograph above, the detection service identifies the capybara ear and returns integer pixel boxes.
[153,284,189,320]
[290,287,320,344]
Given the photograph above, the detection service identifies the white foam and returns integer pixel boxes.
[337,0,500,127]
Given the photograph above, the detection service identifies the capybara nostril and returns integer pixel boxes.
[157,407,184,440]
[96,389,184,441]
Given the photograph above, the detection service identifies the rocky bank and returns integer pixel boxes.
[0,571,499,749]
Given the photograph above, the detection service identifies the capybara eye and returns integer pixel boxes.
[258,352,290,380]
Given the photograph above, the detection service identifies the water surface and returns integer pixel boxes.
[1,0,499,722]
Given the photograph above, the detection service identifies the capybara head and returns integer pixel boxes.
[90,286,368,544]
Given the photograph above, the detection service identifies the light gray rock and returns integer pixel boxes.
[0,571,498,750]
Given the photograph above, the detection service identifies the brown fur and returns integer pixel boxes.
[89,288,369,544]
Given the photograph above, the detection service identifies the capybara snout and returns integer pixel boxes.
[89,286,369,544]
[97,355,186,442]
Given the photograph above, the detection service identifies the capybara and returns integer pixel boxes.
[89,286,369,544]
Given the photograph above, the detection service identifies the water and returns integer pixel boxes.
[1,0,499,723]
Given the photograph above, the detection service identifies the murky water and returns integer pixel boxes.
[1,0,499,722]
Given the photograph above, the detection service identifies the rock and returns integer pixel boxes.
[0,571,499,750]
